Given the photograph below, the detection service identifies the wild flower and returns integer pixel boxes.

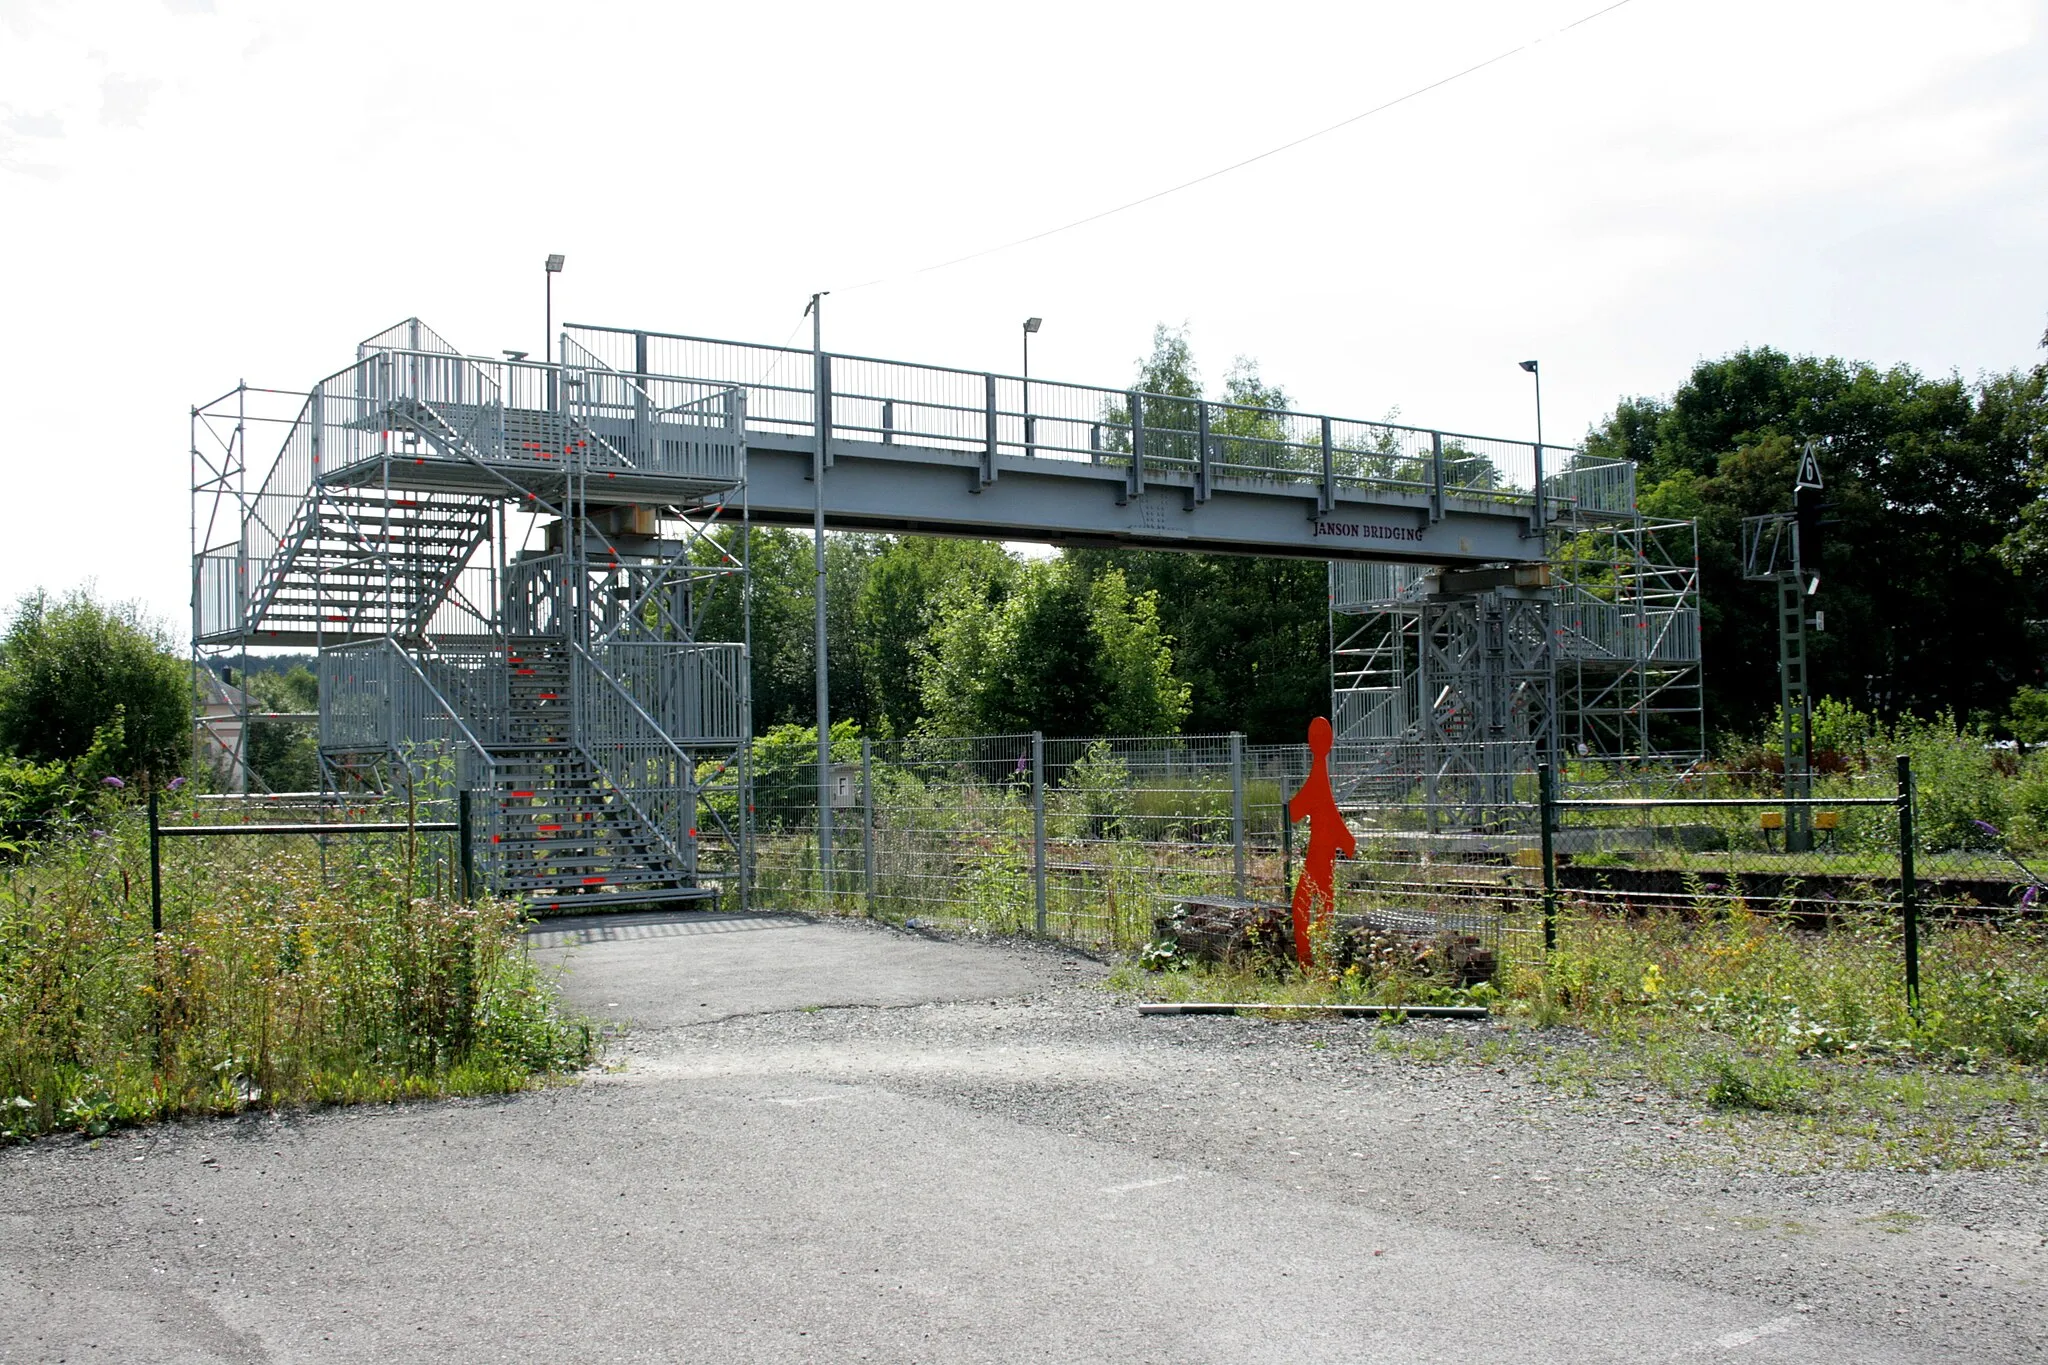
[101,776,125,789]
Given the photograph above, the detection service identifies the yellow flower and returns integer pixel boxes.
[1640,963,1663,999]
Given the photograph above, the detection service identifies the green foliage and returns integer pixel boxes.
[231,664,321,792]
[1704,1055,1814,1113]
[746,720,864,828]
[1991,354,2048,577]
[1050,741,1133,839]
[1585,348,2048,738]
[856,537,1015,738]
[0,813,590,1142]
[0,589,191,778]
[1731,697,2043,852]
[1067,548,1325,743]
[2008,686,2048,750]
[919,559,1188,737]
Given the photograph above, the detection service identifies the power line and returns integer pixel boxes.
[837,0,1640,295]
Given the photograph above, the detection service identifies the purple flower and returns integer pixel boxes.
[2025,886,2040,909]
[1974,819,2001,837]
[167,776,187,791]
[89,829,107,839]
[101,776,125,789]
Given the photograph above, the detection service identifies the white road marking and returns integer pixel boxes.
[1102,1174,1186,1195]
[767,1095,838,1106]
[1714,1314,1803,1349]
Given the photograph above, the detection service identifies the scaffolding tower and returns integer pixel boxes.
[191,319,752,910]
[1330,458,1703,824]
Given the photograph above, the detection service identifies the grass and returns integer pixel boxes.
[1112,898,2048,1170]
[1,807,592,1143]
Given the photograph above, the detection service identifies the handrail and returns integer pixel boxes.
[569,642,694,869]
[571,642,694,769]
[327,637,500,765]
[567,321,1589,462]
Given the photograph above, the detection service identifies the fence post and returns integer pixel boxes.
[1538,762,1556,955]
[1897,752,1919,1010]
[1281,804,1293,903]
[458,787,474,902]
[1230,732,1245,899]
[148,783,163,936]
[862,736,876,918]
[1031,732,1047,936]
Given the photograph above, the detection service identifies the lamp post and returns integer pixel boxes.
[545,253,565,355]
[806,291,832,895]
[1518,358,1542,451]
[544,255,565,408]
[1022,317,1042,457]
[1520,358,1545,535]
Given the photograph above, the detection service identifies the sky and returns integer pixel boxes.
[2,0,2044,634]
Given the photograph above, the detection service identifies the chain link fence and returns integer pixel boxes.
[746,732,1542,964]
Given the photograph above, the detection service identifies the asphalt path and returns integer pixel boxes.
[1,912,2036,1363]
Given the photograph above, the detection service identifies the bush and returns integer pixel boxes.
[0,589,190,778]
[0,809,590,1142]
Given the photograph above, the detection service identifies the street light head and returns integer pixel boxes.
[1519,359,1539,374]
[502,350,529,361]
[545,254,565,273]
[1023,317,1042,333]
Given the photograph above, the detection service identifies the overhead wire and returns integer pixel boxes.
[829,0,1640,297]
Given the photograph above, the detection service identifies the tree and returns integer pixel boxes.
[1070,334,1332,743]
[1584,347,2048,737]
[1085,569,1191,735]
[919,559,1189,737]
[2009,686,2048,752]
[233,664,321,792]
[854,536,1015,737]
[0,589,190,778]
[1994,327,2048,579]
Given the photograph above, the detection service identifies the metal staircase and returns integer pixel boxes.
[196,319,752,912]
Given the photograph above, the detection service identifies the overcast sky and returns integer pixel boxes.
[3,0,2044,633]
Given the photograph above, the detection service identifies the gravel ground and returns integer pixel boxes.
[625,925,2048,1358]
[2,912,2042,1363]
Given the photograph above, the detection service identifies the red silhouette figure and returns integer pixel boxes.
[1288,716,1356,967]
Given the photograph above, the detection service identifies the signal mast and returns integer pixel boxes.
[1741,441,1826,851]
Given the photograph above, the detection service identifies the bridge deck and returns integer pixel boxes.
[565,322,1635,567]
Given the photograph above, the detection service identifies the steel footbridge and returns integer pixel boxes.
[191,316,1636,909]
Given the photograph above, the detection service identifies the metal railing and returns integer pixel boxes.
[748,730,1522,960]
[570,644,700,879]
[208,339,748,641]
[1538,758,1927,1001]
[317,638,499,786]
[567,323,1619,516]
